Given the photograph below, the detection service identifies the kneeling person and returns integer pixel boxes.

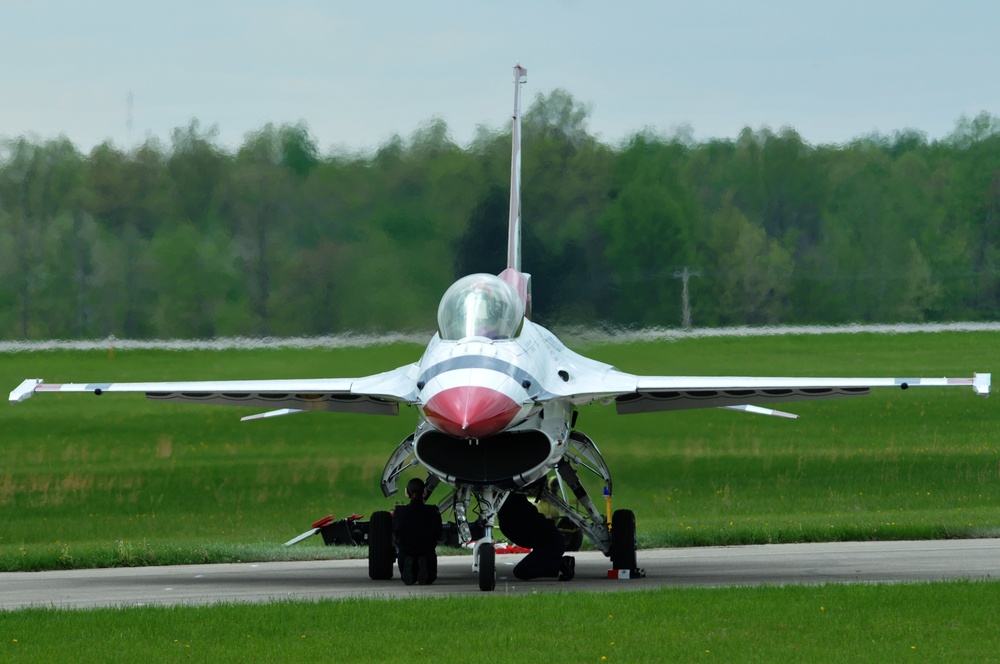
[393,478,443,585]
[498,492,575,581]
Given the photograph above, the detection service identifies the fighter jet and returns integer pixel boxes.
[9,64,991,591]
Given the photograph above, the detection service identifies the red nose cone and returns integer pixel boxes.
[424,386,521,439]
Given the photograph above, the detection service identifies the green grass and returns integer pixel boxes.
[2,581,999,662]
[1,332,997,571]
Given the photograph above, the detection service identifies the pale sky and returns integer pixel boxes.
[3,1,998,154]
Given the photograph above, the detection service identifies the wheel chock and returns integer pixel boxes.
[607,568,646,579]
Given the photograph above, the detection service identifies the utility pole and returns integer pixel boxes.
[673,266,700,329]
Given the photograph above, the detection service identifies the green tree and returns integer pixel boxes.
[454,183,508,277]
[599,135,700,325]
[798,140,941,322]
[149,222,243,338]
[704,199,794,325]
[279,122,319,179]
[519,91,613,323]
[0,137,90,337]
[168,121,227,227]
[945,112,1000,318]
[225,126,298,335]
[6,103,1000,339]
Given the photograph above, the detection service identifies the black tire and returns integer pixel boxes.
[478,544,496,592]
[610,509,637,572]
[368,511,394,580]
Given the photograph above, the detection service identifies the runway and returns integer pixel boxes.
[2,538,998,611]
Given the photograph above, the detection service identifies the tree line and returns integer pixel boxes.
[1,90,999,339]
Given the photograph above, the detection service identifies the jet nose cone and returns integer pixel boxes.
[423,386,521,439]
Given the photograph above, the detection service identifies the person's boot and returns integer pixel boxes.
[558,555,575,581]
[401,556,416,585]
[416,556,430,585]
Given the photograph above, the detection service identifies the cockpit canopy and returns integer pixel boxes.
[437,273,524,341]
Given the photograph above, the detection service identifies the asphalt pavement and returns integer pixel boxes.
[2,538,998,611]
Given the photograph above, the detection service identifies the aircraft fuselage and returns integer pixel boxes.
[412,319,591,489]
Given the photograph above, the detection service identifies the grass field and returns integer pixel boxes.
[1,331,997,571]
[2,581,999,662]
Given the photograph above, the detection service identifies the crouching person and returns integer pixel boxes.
[393,478,443,585]
[498,491,575,581]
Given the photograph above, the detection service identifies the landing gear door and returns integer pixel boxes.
[380,434,417,498]
[566,430,613,495]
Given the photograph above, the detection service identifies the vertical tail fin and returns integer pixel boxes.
[506,63,527,272]
[500,63,531,317]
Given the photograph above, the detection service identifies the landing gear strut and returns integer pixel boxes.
[468,487,507,592]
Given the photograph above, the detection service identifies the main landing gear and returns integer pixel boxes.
[367,510,395,580]
[609,508,637,573]
[375,429,643,590]
[367,502,640,589]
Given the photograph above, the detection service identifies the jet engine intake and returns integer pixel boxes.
[414,429,552,489]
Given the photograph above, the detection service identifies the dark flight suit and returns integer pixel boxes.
[393,499,442,584]
[498,492,566,580]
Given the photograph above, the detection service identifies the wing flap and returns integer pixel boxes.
[143,389,399,415]
[617,385,869,414]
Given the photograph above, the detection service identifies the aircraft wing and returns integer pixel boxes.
[8,364,421,417]
[612,373,991,415]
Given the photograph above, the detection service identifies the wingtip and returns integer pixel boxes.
[974,373,991,397]
[9,379,42,404]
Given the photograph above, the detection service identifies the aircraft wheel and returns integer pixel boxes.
[368,510,394,580]
[610,509,637,572]
[478,544,496,591]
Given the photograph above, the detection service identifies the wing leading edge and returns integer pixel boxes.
[9,364,420,416]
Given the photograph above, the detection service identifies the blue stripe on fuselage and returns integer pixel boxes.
[418,355,540,394]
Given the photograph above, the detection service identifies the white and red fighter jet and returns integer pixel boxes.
[10,65,991,591]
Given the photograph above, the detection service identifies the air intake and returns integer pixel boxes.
[414,430,551,488]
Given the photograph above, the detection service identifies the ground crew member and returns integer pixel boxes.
[498,491,575,581]
[393,477,442,585]
[534,476,584,551]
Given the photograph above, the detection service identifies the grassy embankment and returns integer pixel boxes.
[1,331,996,571]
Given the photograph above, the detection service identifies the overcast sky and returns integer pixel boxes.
[3,1,998,154]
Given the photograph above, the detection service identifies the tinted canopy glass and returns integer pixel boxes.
[437,274,524,341]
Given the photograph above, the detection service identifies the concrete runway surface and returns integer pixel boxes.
[2,538,998,611]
